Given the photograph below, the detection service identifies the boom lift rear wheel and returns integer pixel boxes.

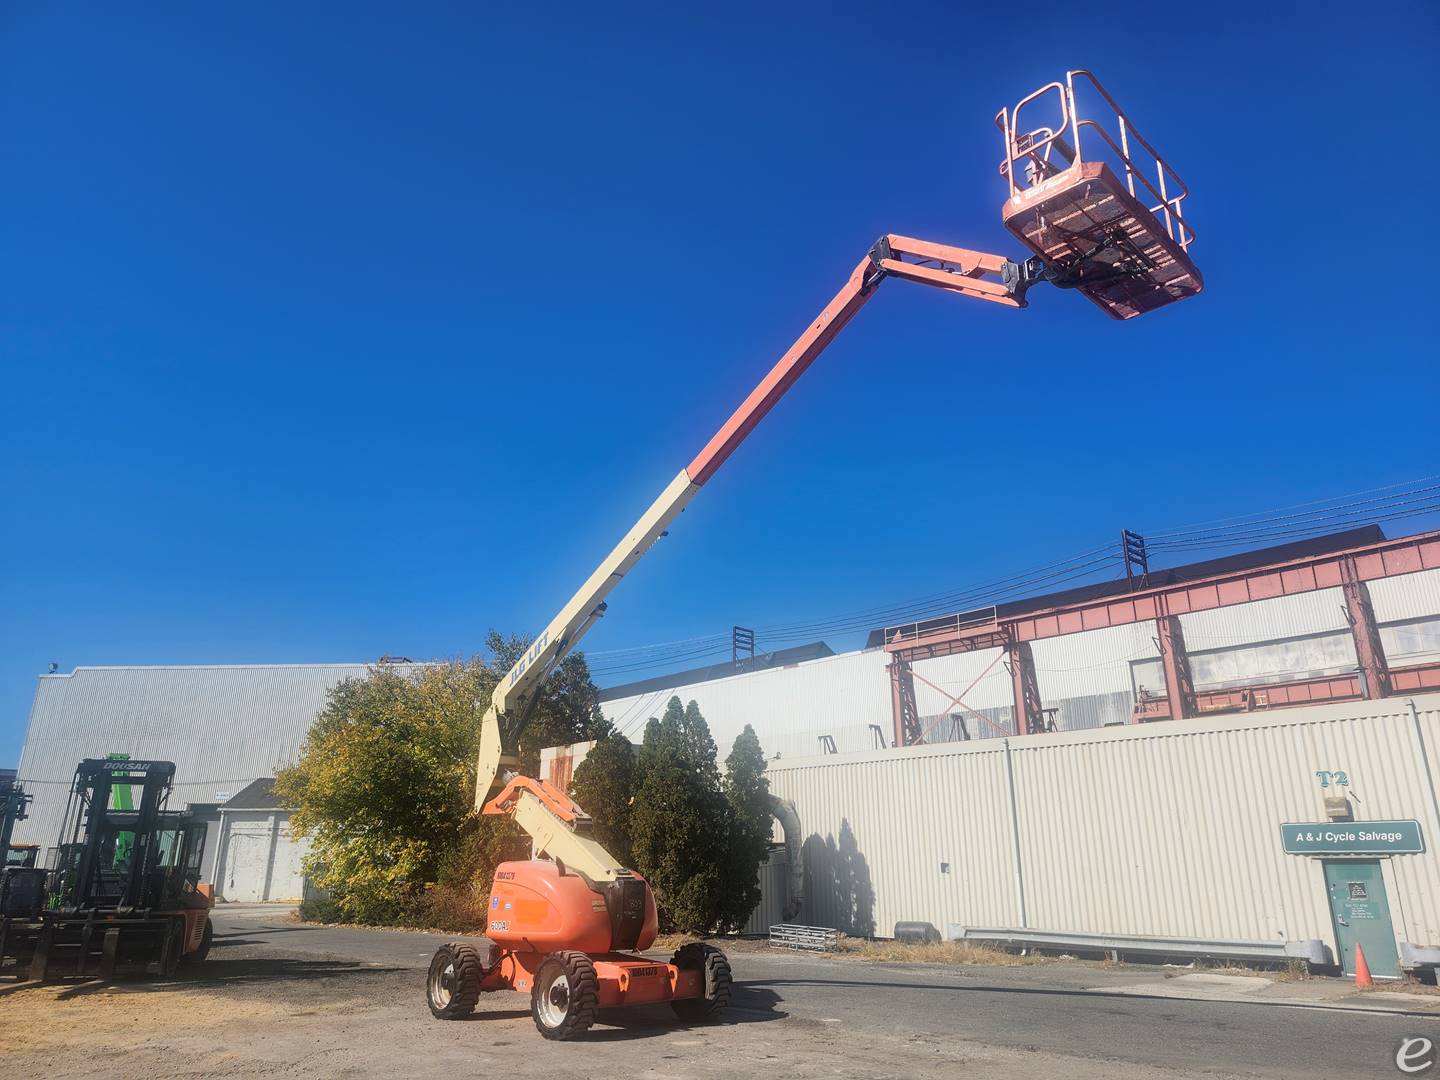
[669,942,731,1021]
[531,951,600,1040]
[427,941,490,1019]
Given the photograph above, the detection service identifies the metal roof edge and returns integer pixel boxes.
[40,661,434,677]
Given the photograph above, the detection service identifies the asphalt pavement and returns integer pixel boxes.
[206,903,1439,1078]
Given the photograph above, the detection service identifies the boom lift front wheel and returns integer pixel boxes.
[427,941,490,1019]
[531,951,600,1040]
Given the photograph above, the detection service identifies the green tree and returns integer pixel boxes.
[570,732,637,867]
[628,698,771,933]
[719,724,773,928]
[631,697,729,931]
[275,636,603,927]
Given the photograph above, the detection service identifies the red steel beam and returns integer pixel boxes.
[885,529,1440,657]
[1155,612,1196,722]
[1113,662,1440,725]
[1340,555,1392,700]
[1005,637,1046,735]
[889,655,921,747]
[1393,664,1440,694]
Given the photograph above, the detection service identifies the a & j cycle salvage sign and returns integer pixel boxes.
[1280,819,1424,855]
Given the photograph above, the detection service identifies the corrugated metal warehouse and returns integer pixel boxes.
[9,526,1440,973]
[11,662,419,898]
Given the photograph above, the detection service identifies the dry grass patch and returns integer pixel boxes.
[837,938,1041,966]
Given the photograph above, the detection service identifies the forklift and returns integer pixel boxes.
[0,758,214,981]
[1,771,32,863]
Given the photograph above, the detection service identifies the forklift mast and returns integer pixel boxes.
[57,759,176,913]
[0,773,31,860]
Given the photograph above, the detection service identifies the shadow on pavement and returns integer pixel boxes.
[27,957,407,999]
[445,983,786,1041]
[750,976,1438,1018]
[214,926,313,939]
[582,984,787,1041]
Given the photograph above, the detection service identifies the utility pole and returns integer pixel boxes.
[1122,529,1150,591]
[731,625,756,670]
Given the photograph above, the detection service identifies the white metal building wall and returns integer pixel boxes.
[599,650,894,759]
[212,810,310,903]
[768,740,1019,934]
[1371,567,1440,624]
[1030,622,1161,730]
[763,692,1440,953]
[1373,568,1440,668]
[1179,588,1350,650]
[13,663,416,859]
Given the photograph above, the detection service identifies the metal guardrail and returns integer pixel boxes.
[949,926,1329,968]
[769,923,839,952]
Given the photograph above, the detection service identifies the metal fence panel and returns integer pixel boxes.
[758,693,1440,955]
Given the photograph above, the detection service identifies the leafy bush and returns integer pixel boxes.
[277,642,770,934]
[275,634,605,927]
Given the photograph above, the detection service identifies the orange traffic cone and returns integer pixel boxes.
[1354,944,1374,988]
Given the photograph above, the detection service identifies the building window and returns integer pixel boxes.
[1380,616,1440,668]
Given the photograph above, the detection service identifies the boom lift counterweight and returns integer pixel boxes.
[428,69,1201,1040]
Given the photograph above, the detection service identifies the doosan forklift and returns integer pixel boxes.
[0,758,215,981]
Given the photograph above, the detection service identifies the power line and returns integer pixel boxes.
[1144,474,1440,538]
[584,474,1440,686]
[1148,486,1440,547]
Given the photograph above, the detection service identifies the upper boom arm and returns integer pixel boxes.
[475,235,1032,813]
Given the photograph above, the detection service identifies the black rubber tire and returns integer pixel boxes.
[427,942,487,1020]
[182,917,213,965]
[530,951,599,1040]
[160,917,185,978]
[669,942,732,1021]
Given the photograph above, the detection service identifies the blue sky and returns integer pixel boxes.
[3,3,1438,765]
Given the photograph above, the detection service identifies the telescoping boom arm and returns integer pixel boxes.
[474,235,1044,880]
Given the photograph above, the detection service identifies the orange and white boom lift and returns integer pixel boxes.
[426,70,1202,1039]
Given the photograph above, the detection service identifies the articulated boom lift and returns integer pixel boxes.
[427,70,1202,1039]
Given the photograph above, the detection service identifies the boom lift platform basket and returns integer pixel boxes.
[997,69,1201,319]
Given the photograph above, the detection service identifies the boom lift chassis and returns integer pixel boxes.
[428,69,1201,1039]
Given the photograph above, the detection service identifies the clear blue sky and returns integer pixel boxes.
[3,3,1438,765]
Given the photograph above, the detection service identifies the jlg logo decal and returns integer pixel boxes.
[507,632,550,687]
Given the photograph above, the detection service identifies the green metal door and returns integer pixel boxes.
[1323,859,1399,979]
